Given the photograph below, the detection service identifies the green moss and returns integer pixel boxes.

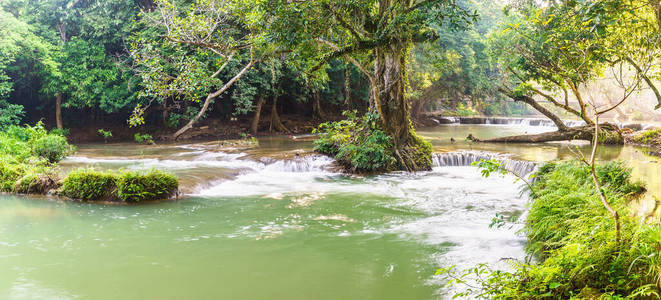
[406,129,433,170]
[61,169,179,202]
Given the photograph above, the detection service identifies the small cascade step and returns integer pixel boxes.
[432,151,539,179]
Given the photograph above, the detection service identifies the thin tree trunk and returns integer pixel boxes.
[269,94,291,134]
[625,57,661,110]
[344,64,351,109]
[312,91,325,120]
[172,59,255,140]
[162,98,169,127]
[588,120,620,244]
[251,97,264,135]
[55,92,63,129]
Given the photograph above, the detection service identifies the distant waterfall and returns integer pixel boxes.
[435,117,585,128]
[432,151,539,179]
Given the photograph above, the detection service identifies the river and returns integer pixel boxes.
[1,121,659,299]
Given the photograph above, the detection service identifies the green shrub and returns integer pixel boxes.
[116,170,178,202]
[32,135,74,163]
[61,169,118,201]
[441,161,657,299]
[50,128,70,137]
[0,158,24,192]
[61,169,178,202]
[0,122,74,163]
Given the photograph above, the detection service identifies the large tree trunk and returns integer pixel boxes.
[269,94,291,134]
[373,44,431,171]
[251,97,264,135]
[55,92,63,129]
[468,123,623,145]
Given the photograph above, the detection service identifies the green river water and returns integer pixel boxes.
[1,123,659,299]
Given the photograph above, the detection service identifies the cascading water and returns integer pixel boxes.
[432,151,539,179]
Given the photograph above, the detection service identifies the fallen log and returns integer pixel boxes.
[467,123,623,145]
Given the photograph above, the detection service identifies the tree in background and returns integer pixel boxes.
[0,9,58,128]
[130,0,260,140]
[1,0,144,128]
[408,0,508,119]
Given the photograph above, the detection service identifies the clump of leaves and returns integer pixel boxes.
[61,168,118,201]
[98,129,112,143]
[134,133,155,145]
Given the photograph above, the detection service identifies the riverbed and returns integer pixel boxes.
[1,122,659,299]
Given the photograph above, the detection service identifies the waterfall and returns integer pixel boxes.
[432,151,539,179]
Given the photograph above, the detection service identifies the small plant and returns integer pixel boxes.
[134,133,155,145]
[49,128,70,137]
[98,129,112,143]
